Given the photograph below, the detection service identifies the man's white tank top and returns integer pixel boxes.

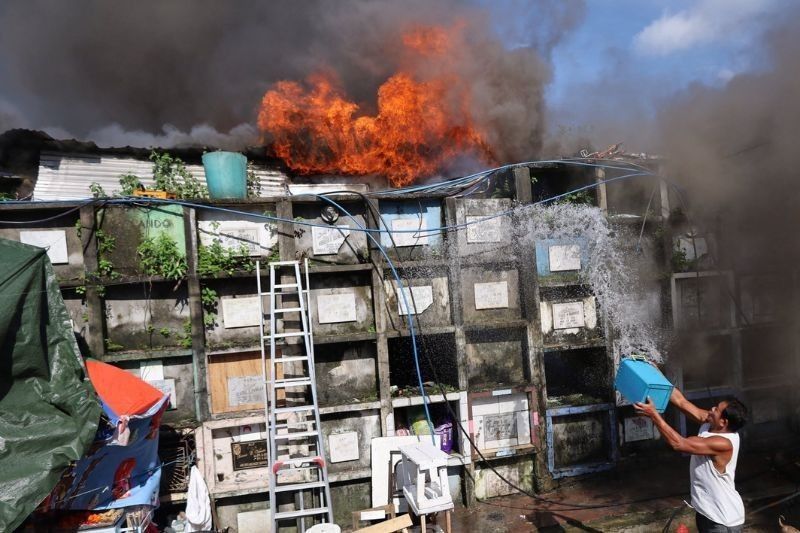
[690,423,745,527]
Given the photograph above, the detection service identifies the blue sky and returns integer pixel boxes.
[536,0,782,149]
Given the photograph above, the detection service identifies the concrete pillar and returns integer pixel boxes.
[79,204,105,358]
[183,206,209,421]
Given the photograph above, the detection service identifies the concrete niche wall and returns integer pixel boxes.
[103,282,190,352]
[544,348,611,408]
[474,456,535,499]
[535,238,589,286]
[321,410,381,476]
[97,205,185,276]
[383,270,452,330]
[465,328,527,389]
[196,205,278,258]
[1,217,84,281]
[115,357,196,425]
[314,341,378,406]
[454,198,515,260]
[330,480,372,529]
[460,267,521,324]
[309,272,374,337]
[539,288,601,349]
[293,201,369,265]
[379,199,444,260]
[547,405,616,477]
[204,278,270,352]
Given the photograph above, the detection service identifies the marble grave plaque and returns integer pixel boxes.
[317,292,358,324]
[474,281,509,310]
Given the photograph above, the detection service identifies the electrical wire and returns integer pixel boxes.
[3,159,731,514]
[307,193,436,440]
[347,187,689,512]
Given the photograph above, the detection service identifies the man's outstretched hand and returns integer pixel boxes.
[633,397,659,420]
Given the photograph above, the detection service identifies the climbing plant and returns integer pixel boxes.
[150,150,208,199]
[246,162,262,198]
[137,233,188,280]
[197,240,254,277]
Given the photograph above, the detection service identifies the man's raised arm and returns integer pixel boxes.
[670,387,709,425]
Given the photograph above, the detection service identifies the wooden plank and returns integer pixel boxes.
[207,350,284,413]
[354,514,413,533]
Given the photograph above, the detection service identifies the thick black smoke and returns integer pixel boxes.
[657,11,800,400]
[659,14,800,273]
[0,0,584,153]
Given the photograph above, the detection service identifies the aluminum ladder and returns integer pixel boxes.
[256,259,333,531]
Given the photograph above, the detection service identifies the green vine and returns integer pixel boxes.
[137,233,188,280]
[179,319,193,348]
[151,150,208,199]
[119,173,143,195]
[90,182,108,198]
[559,190,593,205]
[201,286,219,328]
[198,241,254,277]
[246,163,262,198]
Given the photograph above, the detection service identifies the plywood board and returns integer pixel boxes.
[207,351,283,413]
[228,375,263,407]
[19,230,69,264]
[466,215,503,244]
[474,281,509,310]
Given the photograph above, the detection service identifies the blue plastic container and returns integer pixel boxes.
[614,358,674,413]
[202,151,247,199]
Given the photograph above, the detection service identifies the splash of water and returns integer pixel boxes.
[517,203,663,363]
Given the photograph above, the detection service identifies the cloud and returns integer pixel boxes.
[634,0,776,56]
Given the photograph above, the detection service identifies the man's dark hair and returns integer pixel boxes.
[722,398,748,432]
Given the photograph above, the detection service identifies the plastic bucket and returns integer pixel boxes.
[202,151,247,199]
[614,357,674,413]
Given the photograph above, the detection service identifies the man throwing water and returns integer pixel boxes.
[635,388,748,532]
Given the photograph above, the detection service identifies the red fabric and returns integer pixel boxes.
[85,360,164,416]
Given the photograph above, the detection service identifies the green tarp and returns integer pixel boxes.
[0,238,101,531]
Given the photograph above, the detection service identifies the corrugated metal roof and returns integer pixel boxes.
[34,152,289,200]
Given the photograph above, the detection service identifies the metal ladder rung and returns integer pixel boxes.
[258,259,333,528]
[273,420,317,430]
[274,507,330,520]
[265,332,308,339]
[272,356,309,364]
[274,430,319,440]
[273,378,313,387]
[274,405,316,414]
[273,480,327,493]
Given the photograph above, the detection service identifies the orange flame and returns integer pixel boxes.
[257,25,494,186]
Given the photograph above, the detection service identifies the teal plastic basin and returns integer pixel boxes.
[614,358,674,413]
[202,151,247,199]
